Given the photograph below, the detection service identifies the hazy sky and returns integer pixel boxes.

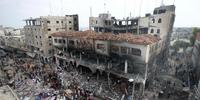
[0,0,199,29]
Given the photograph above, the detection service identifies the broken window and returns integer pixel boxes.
[49,43,52,46]
[158,18,162,23]
[121,46,128,54]
[64,47,67,52]
[48,50,52,54]
[69,40,75,46]
[97,44,105,50]
[131,48,141,56]
[69,27,72,30]
[111,45,119,53]
[58,39,62,43]
[69,21,72,24]
[56,21,59,23]
[157,29,160,34]
[119,21,122,25]
[63,40,66,44]
[48,28,51,31]
[105,20,108,25]
[153,10,158,14]
[128,21,131,25]
[158,9,166,14]
[47,21,50,23]
[48,36,52,38]
[74,18,77,21]
[152,19,155,23]
[109,21,111,25]
[150,29,154,33]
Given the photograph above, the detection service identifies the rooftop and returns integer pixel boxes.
[52,30,161,45]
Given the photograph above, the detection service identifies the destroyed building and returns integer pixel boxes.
[89,5,175,35]
[51,30,161,95]
[24,15,79,62]
[49,4,176,98]
[90,5,175,61]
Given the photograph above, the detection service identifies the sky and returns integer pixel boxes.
[0,0,199,29]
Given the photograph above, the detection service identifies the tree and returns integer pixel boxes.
[190,28,200,46]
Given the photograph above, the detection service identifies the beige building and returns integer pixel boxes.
[24,15,79,62]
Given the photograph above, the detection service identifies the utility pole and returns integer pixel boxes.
[161,0,164,6]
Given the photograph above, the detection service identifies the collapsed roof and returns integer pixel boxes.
[51,30,161,45]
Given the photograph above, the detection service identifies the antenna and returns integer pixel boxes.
[90,7,93,17]
[49,0,52,15]
[161,0,164,6]
[124,0,126,18]
[60,0,63,16]
[104,0,106,13]
[173,0,175,5]
[139,0,143,17]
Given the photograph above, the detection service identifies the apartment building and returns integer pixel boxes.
[24,15,79,62]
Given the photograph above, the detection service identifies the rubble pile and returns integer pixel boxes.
[0,50,126,100]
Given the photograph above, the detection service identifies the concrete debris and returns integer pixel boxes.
[0,48,194,100]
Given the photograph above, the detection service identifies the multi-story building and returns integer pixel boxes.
[24,15,79,62]
[90,5,175,58]
[89,13,114,32]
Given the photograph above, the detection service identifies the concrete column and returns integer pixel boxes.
[29,21,31,26]
[124,60,128,73]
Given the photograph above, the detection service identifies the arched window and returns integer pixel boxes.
[158,18,162,23]
[150,29,154,33]
[157,29,160,34]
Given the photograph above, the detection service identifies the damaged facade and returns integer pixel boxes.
[90,5,175,61]
[52,30,161,96]
[24,15,79,62]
